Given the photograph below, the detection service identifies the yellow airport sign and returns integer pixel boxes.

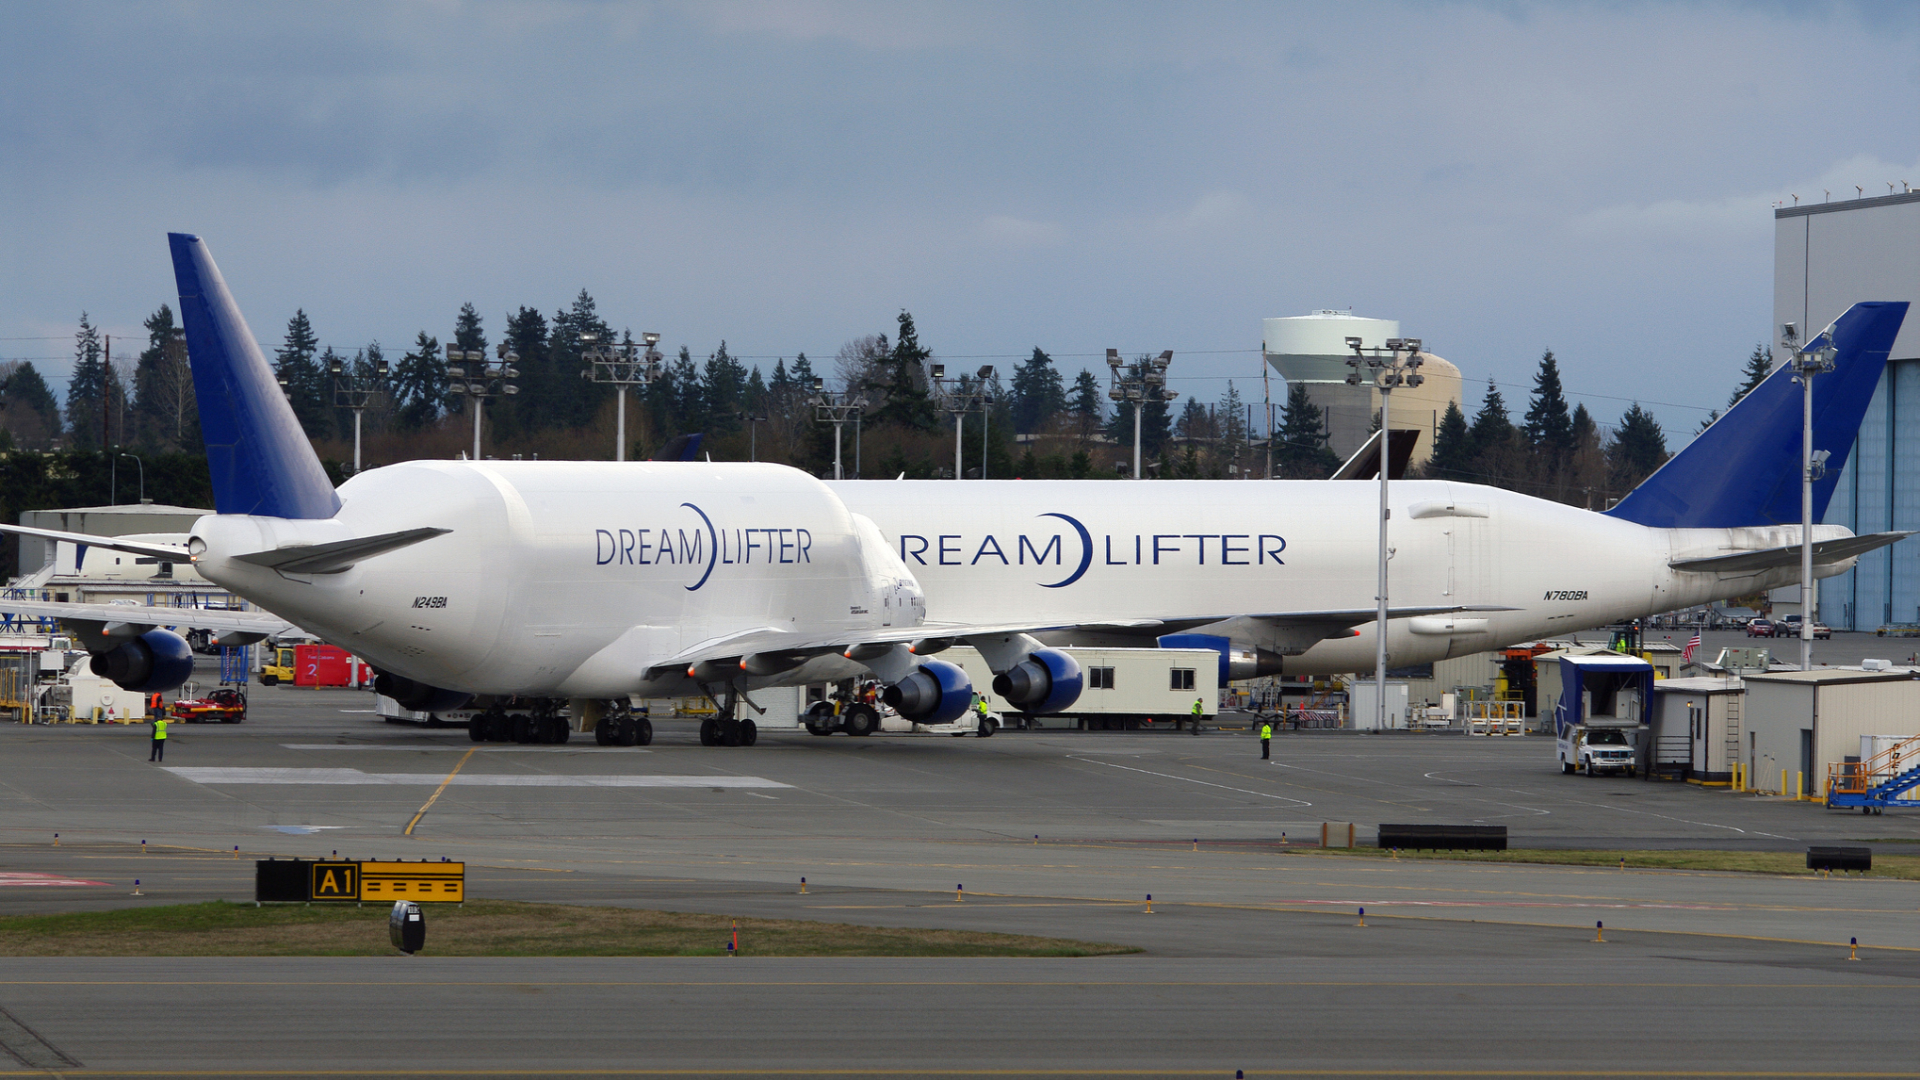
[358,861,465,902]
[310,862,359,899]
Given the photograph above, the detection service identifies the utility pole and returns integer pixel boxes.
[930,364,994,478]
[1106,349,1176,479]
[1346,336,1425,731]
[1783,321,1837,672]
[445,343,520,461]
[330,351,391,474]
[582,332,662,461]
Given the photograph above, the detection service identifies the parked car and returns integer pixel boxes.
[1746,618,1774,638]
[1776,616,1832,640]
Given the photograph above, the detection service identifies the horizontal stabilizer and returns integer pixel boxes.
[232,527,450,575]
[1669,531,1914,574]
[0,523,190,562]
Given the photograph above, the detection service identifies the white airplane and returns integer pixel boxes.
[0,235,1907,749]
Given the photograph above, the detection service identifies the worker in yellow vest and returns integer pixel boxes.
[149,715,169,763]
[974,695,991,729]
[1189,696,1203,735]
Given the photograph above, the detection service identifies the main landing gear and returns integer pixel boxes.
[697,684,760,747]
[803,699,878,737]
[468,699,571,744]
[592,700,654,747]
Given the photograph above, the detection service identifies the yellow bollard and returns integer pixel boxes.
[1782,769,1789,798]
[955,883,964,903]
[1594,920,1604,944]
[1145,894,1153,915]
[799,877,807,894]
[140,839,146,855]
[1619,856,1626,871]
[1796,771,1804,801]
[52,834,58,848]
[1849,936,1860,961]
[1356,906,1366,927]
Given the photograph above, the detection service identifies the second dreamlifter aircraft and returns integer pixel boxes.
[0,234,1908,747]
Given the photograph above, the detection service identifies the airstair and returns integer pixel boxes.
[1826,733,1920,811]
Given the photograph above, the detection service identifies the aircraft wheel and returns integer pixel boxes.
[595,718,615,746]
[509,714,534,743]
[635,717,653,746]
[844,705,878,737]
[739,719,758,746]
[699,718,719,746]
[468,717,489,742]
[551,719,570,745]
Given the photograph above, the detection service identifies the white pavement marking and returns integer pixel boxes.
[280,744,651,753]
[1071,757,1313,806]
[0,872,111,887]
[163,767,789,788]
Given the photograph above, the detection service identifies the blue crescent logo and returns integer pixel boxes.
[1037,512,1092,588]
[681,502,718,592]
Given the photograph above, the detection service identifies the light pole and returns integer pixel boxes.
[1106,349,1177,479]
[445,342,520,461]
[111,452,142,505]
[582,332,662,462]
[1345,336,1424,731]
[330,351,390,474]
[811,377,864,480]
[978,365,996,479]
[732,411,769,462]
[1782,321,1837,672]
[930,364,992,479]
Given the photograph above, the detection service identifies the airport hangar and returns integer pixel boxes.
[1780,189,1920,631]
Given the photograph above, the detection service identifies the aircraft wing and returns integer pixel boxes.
[0,598,294,637]
[656,604,1521,673]
[1669,531,1913,574]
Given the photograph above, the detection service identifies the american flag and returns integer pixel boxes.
[1682,633,1702,663]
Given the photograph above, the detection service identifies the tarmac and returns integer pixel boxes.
[0,671,1916,1076]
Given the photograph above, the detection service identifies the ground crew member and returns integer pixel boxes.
[1189,696,1204,735]
[148,692,163,719]
[1260,720,1273,759]
[149,714,169,762]
[975,696,991,730]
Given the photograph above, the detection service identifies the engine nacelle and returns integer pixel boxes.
[1156,634,1285,683]
[90,629,195,692]
[373,671,474,713]
[882,658,973,725]
[991,648,1083,714]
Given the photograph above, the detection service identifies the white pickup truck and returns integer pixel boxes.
[1558,724,1638,777]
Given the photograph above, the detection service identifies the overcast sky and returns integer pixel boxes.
[4,1,1917,442]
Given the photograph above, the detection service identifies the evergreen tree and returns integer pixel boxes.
[1729,343,1773,409]
[1219,382,1247,471]
[702,341,748,432]
[1523,350,1574,461]
[453,302,487,354]
[1608,402,1669,492]
[1068,369,1104,440]
[668,346,705,432]
[1566,401,1609,507]
[497,306,549,437]
[745,365,768,413]
[865,311,937,431]
[1428,399,1471,480]
[1466,378,1512,459]
[1175,398,1210,442]
[0,361,62,449]
[543,289,611,430]
[392,331,445,430]
[66,312,112,450]
[131,304,186,450]
[275,309,328,437]
[1274,382,1339,479]
[1009,347,1067,433]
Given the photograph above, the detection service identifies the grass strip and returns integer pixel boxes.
[1298,846,1920,879]
[0,900,1139,958]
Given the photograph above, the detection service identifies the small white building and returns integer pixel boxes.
[1741,668,1920,797]
[1649,676,1745,782]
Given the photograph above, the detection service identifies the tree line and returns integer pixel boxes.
[2,295,1780,523]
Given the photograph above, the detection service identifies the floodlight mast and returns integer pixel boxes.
[1346,336,1424,731]
[581,331,663,462]
[1107,349,1176,479]
[811,377,863,480]
[445,341,520,461]
[329,349,390,473]
[1785,321,1836,671]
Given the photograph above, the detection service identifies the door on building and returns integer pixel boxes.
[1800,729,1815,797]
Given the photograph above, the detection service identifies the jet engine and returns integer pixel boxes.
[373,671,474,713]
[990,648,1083,714]
[882,658,973,725]
[90,629,196,692]
[1156,634,1285,683]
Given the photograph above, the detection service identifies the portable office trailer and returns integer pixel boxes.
[1649,677,1744,782]
[931,646,1219,729]
[1740,668,1920,797]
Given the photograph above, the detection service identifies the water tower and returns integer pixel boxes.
[1263,310,1463,466]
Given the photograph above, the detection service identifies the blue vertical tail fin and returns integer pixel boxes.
[1604,301,1909,529]
[169,233,341,520]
